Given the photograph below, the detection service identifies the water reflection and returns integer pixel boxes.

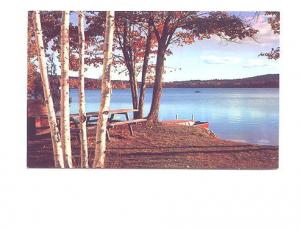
[70,88,279,145]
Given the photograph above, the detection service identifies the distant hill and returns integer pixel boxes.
[164,74,279,88]
[49,77,130,89]
[49,74,279,89]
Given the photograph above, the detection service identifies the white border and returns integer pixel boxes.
[1,0,300,229]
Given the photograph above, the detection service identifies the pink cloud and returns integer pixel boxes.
[250,14,279,44]
[210,14,279,46]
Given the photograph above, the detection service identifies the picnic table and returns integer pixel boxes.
[77,109,147,141]
[28,108,147,140]
[105,109,147,141]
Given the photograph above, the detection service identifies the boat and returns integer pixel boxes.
[163,120,209,129]
[194,90,201,93]
[193,121,209,129]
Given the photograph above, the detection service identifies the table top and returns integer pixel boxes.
[108,108,138,114]
[29,108,138,118]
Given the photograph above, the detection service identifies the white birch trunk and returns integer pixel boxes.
[60,11,73,168]
[78,11,89,168]
[32,11,64,168]
[93,11,115,168]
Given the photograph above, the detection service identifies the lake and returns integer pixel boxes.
[70,88,279,146]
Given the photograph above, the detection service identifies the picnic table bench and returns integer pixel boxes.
[106,118,147,141]
[87,109,147,141]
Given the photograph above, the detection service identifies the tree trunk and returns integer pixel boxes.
[60,11,73,168]
[32,11,65,168]
[119,37,139,118]
[147,43,166,122]
[78,11,89,168]
[138,26,152,118]
[118,20,139,118]
[147,15,172,122]
[128,69,139,118]
[93,11,115,168]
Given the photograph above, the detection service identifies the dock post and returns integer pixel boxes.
[176,114,178,120]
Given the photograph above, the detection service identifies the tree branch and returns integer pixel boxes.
[149,17,160,41]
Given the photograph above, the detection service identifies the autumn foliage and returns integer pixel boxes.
[28,11,264,120]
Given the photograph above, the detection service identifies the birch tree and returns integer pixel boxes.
[32,11,64,168]
[93,11,115,168]
[78,11,89,168]
[60,11,73,168]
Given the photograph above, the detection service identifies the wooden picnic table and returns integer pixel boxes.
[28,108,146,140]
[28,109,138,124]
[85,108,138,116]
[83,109,138,125]
[107,109,140,141]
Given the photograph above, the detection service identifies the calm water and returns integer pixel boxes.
[70,88,279,146]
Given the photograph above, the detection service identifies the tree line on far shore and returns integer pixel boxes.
[40,73,279,90]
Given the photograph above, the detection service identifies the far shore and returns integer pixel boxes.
[45,73,279,90]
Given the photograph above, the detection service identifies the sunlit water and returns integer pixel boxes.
[70,88,279,146]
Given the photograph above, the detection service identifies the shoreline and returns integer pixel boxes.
[27,122,278,169]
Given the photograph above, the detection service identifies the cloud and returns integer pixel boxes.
[241,15,280,46]
[210,14,279,46]
[242,59,271,68]
[200,55,241,64]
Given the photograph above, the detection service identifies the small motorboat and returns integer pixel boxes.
[163,120,209,129]
[193,121,209,129]
[194,90,201,93]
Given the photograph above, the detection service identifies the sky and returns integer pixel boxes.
[66,11,280,81]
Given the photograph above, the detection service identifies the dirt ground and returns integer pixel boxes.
[27,122,278,169]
